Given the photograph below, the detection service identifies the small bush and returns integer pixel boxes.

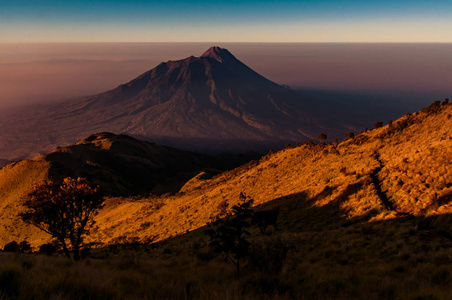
[3,241,19,252]
[421,100,442,115]
[345,132,355,139]
[19,241,32,253]
[374,121,383,129]
[39,243,57,256]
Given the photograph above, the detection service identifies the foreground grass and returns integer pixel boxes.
[1,213,452,300]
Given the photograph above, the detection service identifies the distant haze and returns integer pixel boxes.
[0,43,450,111]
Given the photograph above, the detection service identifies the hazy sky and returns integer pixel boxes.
[1,0,451,43]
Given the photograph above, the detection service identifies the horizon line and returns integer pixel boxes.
[1,41,452,45]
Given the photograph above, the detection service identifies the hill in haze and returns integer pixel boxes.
[0,46,370,161]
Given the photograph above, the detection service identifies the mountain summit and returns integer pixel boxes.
[0,47,356,159]
[201,46,235,63]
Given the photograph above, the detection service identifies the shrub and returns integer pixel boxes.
[421,100,442,114]
[251,207,280,234]
[39,243,57,256]
[3,241,19,252]
[204,193,254,276]
[345,132,355,139]
[217,199,229,218]
[19,241,32,253]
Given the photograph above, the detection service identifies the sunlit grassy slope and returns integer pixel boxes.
[1,101,450,249]
[0,132,238,246]
[87,101,452,246]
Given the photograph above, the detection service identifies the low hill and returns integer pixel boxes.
[0,132,252,246]
[1,100,450,249]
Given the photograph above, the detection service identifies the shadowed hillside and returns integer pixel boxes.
[0,132,255,246]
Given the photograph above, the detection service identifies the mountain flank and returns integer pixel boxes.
[0,46,368,160]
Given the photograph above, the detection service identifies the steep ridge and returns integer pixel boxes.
[1,100,450,248]
[0,46,360,160]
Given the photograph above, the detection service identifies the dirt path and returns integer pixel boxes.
[370,151,411,216]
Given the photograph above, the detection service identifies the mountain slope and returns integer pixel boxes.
[0,47,358,160]
[1,100,451,248]
[0,132,250,246]
[82,100,452,244]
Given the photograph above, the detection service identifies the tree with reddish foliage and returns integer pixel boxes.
[20,177,104,260]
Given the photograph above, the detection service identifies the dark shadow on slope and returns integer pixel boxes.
[422,190,452,215]
[45,134,261,196]
[138,181,381,253]
[370,151,414,216]
[371,152,399,212]
[250,180,375,233]
[95,186,452,281]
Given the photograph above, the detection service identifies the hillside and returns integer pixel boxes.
[1,100,451,249]
[0,132,251,246]
[86,100,452,245]
[0,47,370,160]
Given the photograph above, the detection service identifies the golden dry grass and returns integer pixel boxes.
[0,102,451,251]
[0,101,452,299]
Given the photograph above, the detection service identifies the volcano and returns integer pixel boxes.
[0,46,356,159]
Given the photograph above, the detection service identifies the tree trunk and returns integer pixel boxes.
[73,233,82,261]
[61,240,71,260]
[73,244,80,261]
